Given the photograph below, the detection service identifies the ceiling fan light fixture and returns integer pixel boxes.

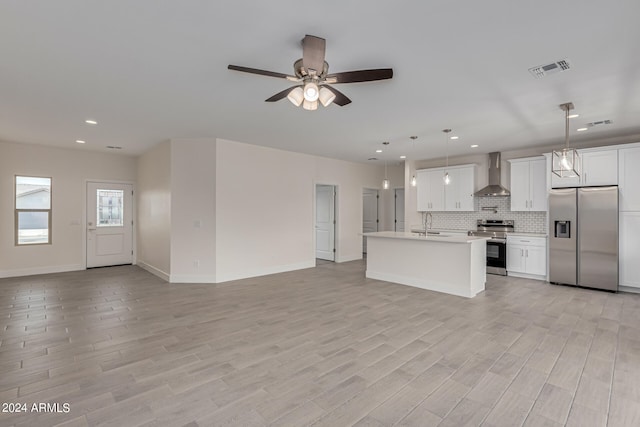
[287,87,304,106]
[302,99,318,111]
[303,82,319,102]
[318,87,336,107]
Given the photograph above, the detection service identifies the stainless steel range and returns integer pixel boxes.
[468,219,514,276]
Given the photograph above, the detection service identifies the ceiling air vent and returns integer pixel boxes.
[528,59,571,79]
[587,119,613,128]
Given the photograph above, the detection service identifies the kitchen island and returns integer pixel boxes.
[363,231,489,298]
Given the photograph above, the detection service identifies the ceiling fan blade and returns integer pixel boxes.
[324,85,352,106]
[326,68,393,84]
[265,85,302,102]
[302,35,326,74]
[228,64,294,80]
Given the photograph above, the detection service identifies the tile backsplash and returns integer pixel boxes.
[426,196,547,233]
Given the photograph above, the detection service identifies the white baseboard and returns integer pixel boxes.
[620,285,640,294]
[336,253,363,263]
[0,264,84,279]
[170,274,216,284]
[215,260,315,284]
[137,261,170,282]
[507,271,547,281]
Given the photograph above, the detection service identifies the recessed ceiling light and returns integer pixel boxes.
[450,136,459,140]
[85,119,98,125]
[376,149,382,153]
[568,114,579,119]
[577,128,588,132]
[400,155,406,159]
[75,140,86,144]
[471,144,479,148]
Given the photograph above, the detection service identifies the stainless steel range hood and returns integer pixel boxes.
[474,152,510,197]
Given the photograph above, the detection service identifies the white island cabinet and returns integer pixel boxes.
[363,232,488,298]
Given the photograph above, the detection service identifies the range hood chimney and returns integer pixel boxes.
[474,152,510,197]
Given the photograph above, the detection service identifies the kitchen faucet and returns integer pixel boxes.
[423,212,433,230]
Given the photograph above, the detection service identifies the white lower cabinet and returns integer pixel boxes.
[620,212,640,289]
[507,236,547,279]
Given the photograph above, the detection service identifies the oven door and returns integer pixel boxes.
[486,239,507,274]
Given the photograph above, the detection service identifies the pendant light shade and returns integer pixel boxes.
[303,82,319,102]
[443,129,452,185]
[383,160,390,189]
[552,102,580,178]
[287,87,304,106]
[302,99,318,111]
[318,87,336,107]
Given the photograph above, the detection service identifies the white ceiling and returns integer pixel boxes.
[1,1,640,164]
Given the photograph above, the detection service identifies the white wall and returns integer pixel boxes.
[215,139,315,282]
[315,156,398,262]
[170,139,216,282]
[0,141,136,278]
[214,138,393,283]
[137,141,171,280]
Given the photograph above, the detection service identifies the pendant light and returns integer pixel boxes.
[410,136,417,187]
[552,102,580,178]
[383,160,390,190]
[443,129,452,185]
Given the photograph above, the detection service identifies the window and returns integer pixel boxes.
[97,189,124,227]
[15,176,52,245]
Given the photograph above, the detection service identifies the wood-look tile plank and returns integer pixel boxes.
[2,262,640,426]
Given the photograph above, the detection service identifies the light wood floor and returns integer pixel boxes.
[2,261,640,427]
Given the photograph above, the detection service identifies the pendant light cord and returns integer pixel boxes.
[565,107,568,148]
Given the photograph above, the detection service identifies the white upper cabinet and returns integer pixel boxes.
[416,169,444,211]
[619,147,640,212]
[549,151,581,188]
[445,166,475,211]
[581,149,618,186]
[549,148,618,188]
[416,164,475,211]
[509,157,547,211]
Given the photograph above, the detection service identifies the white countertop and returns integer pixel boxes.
[409,227,470,234]
[509,232,548,237]
[363,231,489,244]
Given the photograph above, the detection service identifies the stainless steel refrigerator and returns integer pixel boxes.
[549,186,618,291]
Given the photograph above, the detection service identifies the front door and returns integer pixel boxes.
[362,188,379,254]
[316,185,335,261]
[87,182,133,268]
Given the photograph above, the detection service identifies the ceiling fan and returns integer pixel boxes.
[228,35,393,110]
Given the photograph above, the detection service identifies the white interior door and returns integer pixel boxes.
[395,188,405,231]
[87,182,133,268]
[362,188,379,253]
[316,185,335,261]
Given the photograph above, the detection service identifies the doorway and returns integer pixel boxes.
[362,188,379,254]
[86,181,134,268]
[315,184,336,261]
[395,188,405,231]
